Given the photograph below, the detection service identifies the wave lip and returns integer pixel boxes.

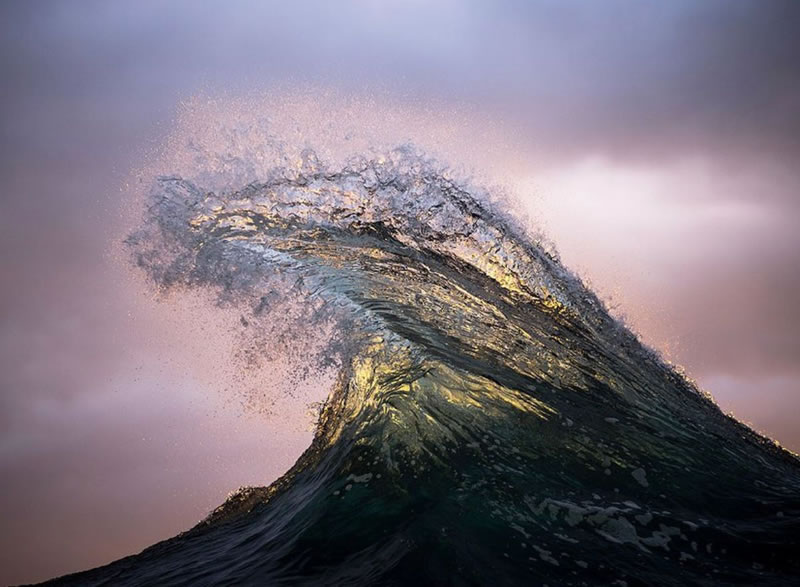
[44,148,800,586]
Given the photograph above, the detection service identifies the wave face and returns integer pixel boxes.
[48,148,800,586]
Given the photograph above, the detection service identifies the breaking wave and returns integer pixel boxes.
[45,146,800,586]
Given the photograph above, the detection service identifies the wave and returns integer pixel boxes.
[44,147,800,586]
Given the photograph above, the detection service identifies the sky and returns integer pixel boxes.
[1,1,799,584]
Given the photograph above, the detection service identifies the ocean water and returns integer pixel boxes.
[43,148,800,586]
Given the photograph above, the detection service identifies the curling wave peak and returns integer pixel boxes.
[46,147,800,586]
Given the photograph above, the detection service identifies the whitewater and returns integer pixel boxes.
[40,144,800,586]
